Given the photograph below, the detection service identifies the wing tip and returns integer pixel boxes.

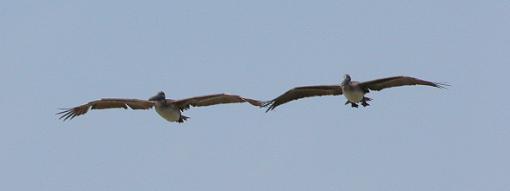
[261,100,276,112]
[241,97,265,107]
[434,82,451,89]
[56,108,75,121]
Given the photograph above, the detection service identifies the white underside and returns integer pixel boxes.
[343,90,364,103]
[155,106,181,122]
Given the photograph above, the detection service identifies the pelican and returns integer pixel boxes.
[264,74,447,111]
[58,91,262,123]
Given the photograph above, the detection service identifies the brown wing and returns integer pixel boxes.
[359,76,448,92]
[264,85,343,112]
[57,98,154,121]
[172,94,263,111]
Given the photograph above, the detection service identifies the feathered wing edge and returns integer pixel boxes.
[359,76,450,92]
[262,85,343,112]
[172,94,264,111]
[57,99,154,121]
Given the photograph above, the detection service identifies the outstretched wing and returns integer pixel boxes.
[57,99,155,121]
[264,85,343,112]
[172,94,263,111]
[359,76,448,91]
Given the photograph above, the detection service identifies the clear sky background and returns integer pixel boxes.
[1,0,509,190]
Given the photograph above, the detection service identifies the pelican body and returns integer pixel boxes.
[340,74,373,107]
[58,91,262,123]
[264,74,447,111]
[148,92,188,122]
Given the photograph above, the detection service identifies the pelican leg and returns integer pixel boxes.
[361,97,371,107]
[178,115,189,123]
[345,100,359,108]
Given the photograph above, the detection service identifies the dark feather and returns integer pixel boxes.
[264,85,343,112]
[172,94,263,111]
[359,76,448,91]
[57,99,154,121]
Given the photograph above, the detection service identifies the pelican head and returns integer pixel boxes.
[149,91,166,101]
[341,74,351,86]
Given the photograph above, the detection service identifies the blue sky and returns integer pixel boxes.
[1,0,509,190]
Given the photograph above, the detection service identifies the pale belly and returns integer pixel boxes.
[343,90,364,103]
[155,106,181,122]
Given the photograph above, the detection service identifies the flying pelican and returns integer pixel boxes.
[58,91,262,123]
[264,74,447,111]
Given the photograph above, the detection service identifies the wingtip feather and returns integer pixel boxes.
[435,82,451,89]
[261,100,275,112]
